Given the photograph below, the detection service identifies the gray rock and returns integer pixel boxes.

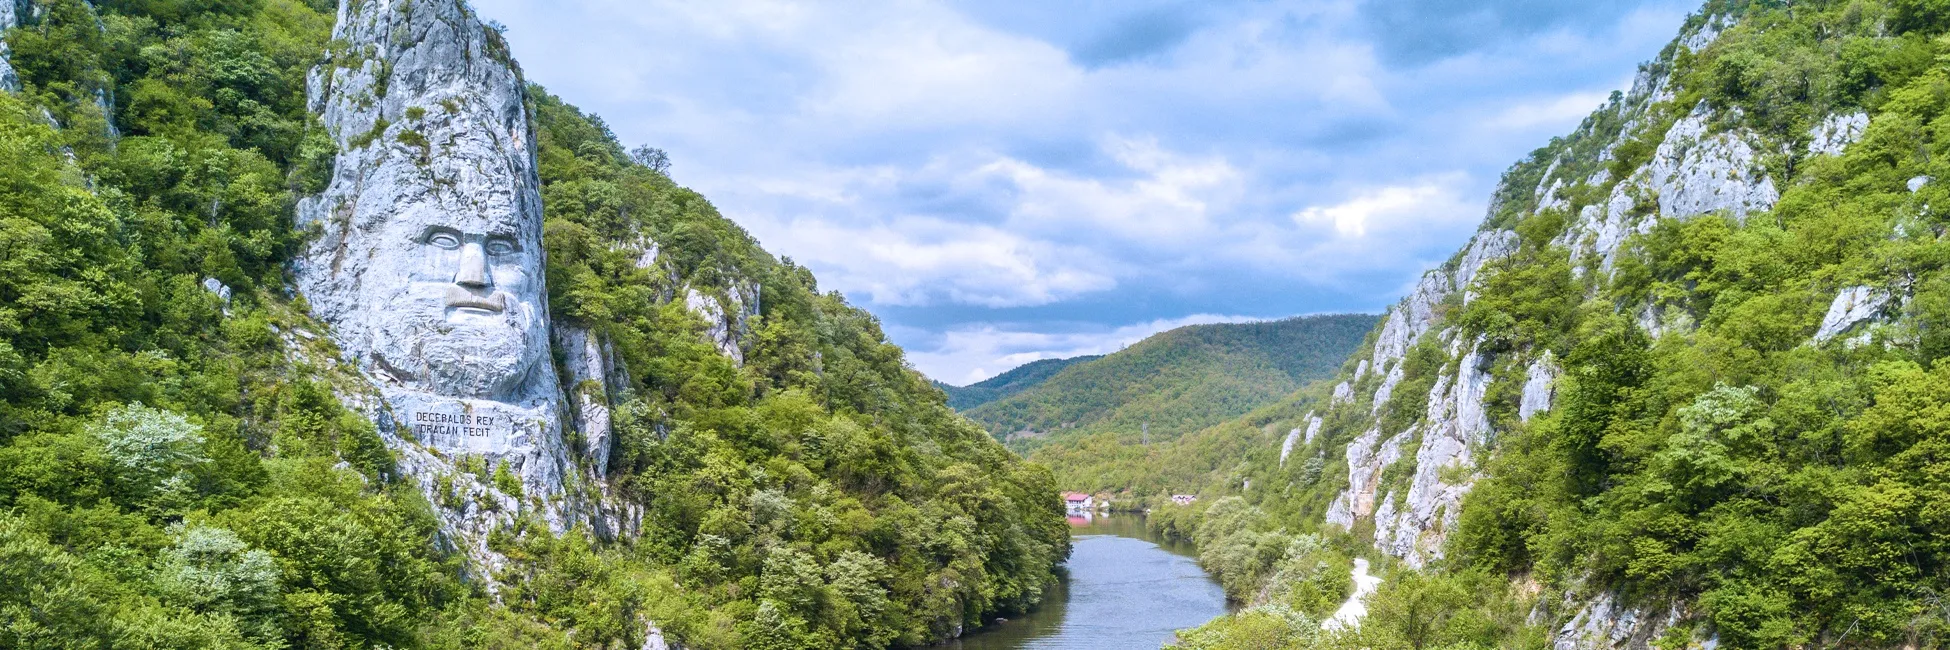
[556,325,618,475]
[1367,270,1451,374]
[0,0,19,93]
[1458,230,1519,303]
[1519,353,1558,422]
[1371,364,1404,415]
[685,282,759,365]
[1814,285,1890,343]
[643,620,675,650]
[1372,343,1493,567]
[294,0,576,555]
[1550,592,1691,650]
[201,277,232,304]
[1647,103,1779,224]
[1807,112,1869,157]
[1324,426,1404,530]
[1330,381,1354,405]
[1909,175,1932,193]
[1679,17,1728,52]
[1280,412,1324,467]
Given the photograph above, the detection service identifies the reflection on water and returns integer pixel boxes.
[941,513,1230,650]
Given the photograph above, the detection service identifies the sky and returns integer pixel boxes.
[468,0,1699,386]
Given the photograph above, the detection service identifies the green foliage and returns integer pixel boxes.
[526,87,1069,647]
[970,315,1376,448]
[1160,2,1950,647]
[0,2,1065,649]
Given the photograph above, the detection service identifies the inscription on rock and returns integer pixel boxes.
[412,411,505,438]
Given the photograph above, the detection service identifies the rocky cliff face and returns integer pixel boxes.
[1293,11,1895,645]
[295,0,588,571]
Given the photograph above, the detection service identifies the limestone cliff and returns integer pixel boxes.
[1282,9,1906,646]
[295,0,587,572]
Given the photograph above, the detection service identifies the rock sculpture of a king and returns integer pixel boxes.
[294,0,569,516]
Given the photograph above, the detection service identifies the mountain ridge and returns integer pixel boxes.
[966,314,1377,451]
[933,354,1101,410]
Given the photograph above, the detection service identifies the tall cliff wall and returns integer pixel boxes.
[1240,4,1948,646]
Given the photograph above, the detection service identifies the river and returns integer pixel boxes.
[942,513,1232,650]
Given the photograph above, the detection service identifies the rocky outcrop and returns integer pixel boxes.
[1281,412,1324,467]
[1372,344,1493,567]
[1520,353,1558,422]
[1808,112,1869,157]
[0,0,22,92]
[1330,381,1354,405]
[1647,103,1780,224]
[1544,592,1714,650]
[685,282,759,365]
[557,325,622,476]
[1814,285,1891,343]
[294,0,580,567]
[1324,426,1404,529]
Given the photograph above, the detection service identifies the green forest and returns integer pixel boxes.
[947,314,1373,499]
[0,1,1066,648]
[1143,0,1950,648]
[965,315,1375,451]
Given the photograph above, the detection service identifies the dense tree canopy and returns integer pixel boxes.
[0,1,1066,648]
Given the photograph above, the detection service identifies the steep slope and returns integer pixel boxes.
[934,354,1100,411]
[1165,2,1950,649]
[965,314,1377,450]
[0,1,1065,649]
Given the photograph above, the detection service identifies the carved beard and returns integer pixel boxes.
[369,292,545,400]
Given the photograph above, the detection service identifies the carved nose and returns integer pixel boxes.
[455,242,489,288]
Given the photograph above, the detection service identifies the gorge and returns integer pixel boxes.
[7,0,1950,649]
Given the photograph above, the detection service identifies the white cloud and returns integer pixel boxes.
[908,313,1265,385]
[750,214,1117,307]
[984,135,1244,243]
[1295,181,1457,237]
[1487,90,1613,130]
[469,0,1692,365]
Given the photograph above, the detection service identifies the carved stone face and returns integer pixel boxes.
[354,192,548,400]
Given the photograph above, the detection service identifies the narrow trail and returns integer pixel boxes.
[1324,557,1382,631]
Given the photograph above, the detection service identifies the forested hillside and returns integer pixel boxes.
[0,2,1065,649]
[933,354,1099,411]
[964,314,1376,450]
[1147,1,1950,648]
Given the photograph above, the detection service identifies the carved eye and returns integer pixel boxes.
[485,238,517,255]
[427,231,462,249]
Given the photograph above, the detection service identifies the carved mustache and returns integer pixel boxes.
[444,286,507,313]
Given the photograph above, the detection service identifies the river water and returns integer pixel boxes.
[942,513,1232,650]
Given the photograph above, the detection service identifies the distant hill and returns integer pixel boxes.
[935,355,1102,410]
[964,314,1378,451]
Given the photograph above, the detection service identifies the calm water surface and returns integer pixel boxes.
[942,513,1231,650]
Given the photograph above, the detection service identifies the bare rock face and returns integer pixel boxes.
[1280,412,1324,467]
[0,0,21,92]
[1647,103,1780,224]
[1330,381,1354,404]
[1372,343,1493,567]
[1808,112,1869,157]
[1324,426,1404,530]
[1457,230,1519,303]
[1814,285,1891,343]
[557,325,623,475]
[294,0,574,549]
[685,283,760,365]
[1546,592,1709,650]
[1520,353,1559,422]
